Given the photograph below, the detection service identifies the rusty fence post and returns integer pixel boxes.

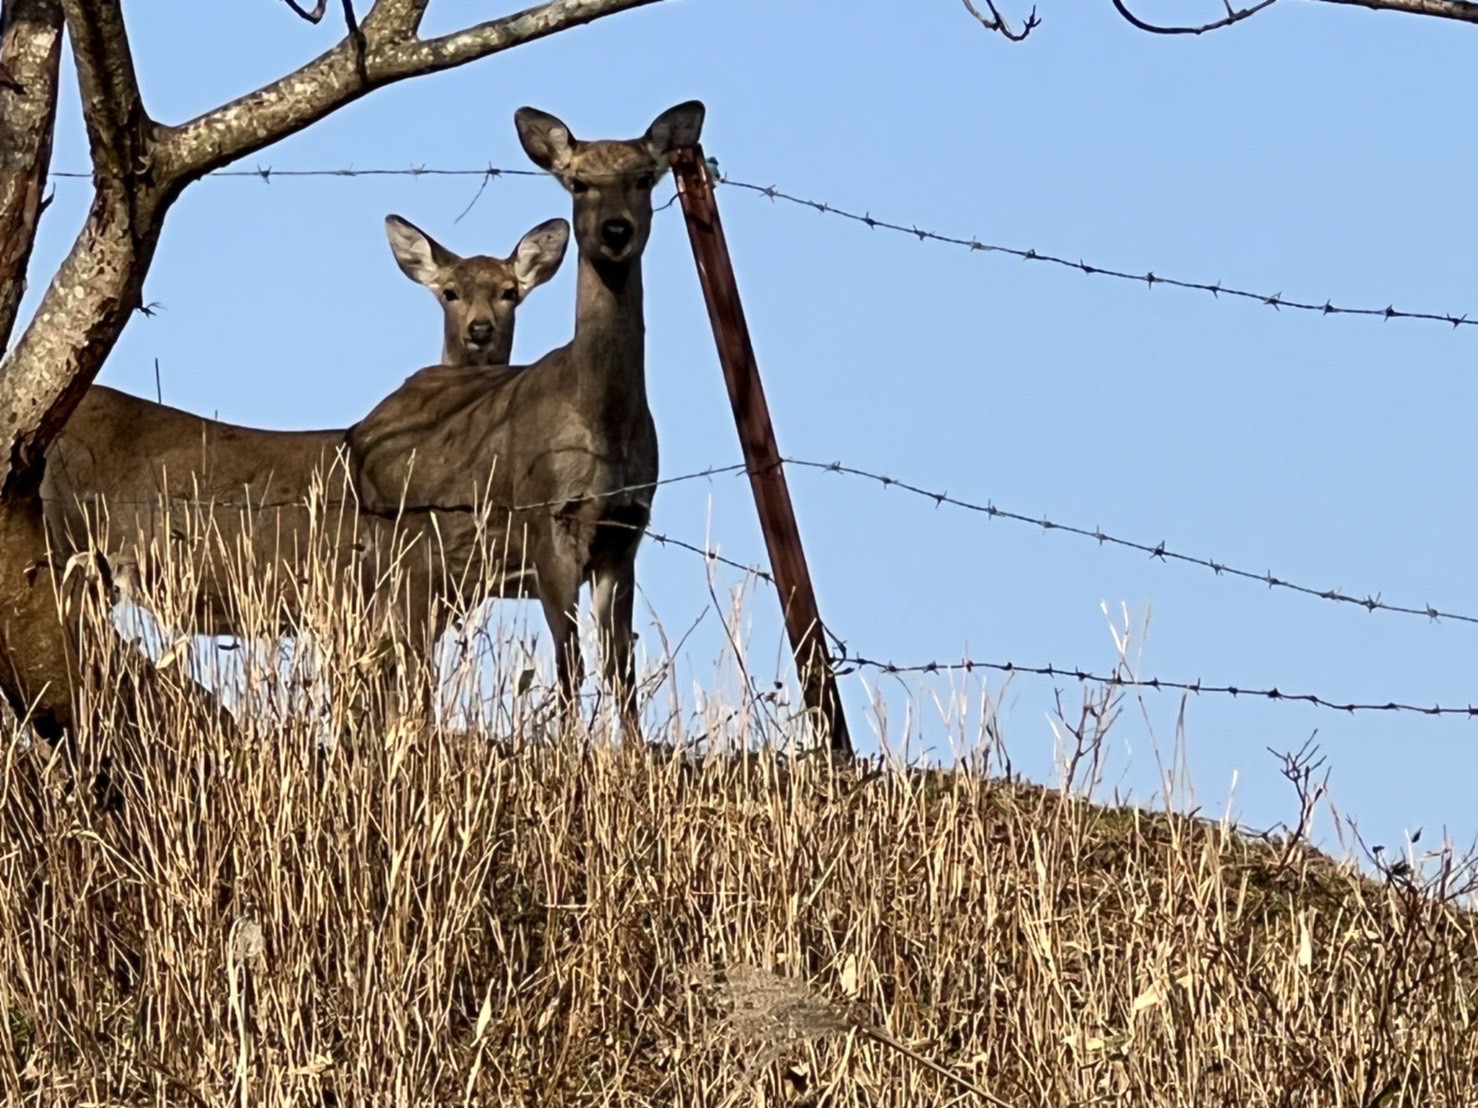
[670,147,853,757]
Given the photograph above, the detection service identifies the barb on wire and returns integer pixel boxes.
[718,178,1476,331]
[838,652,1478,720]
[783,457,1478,628]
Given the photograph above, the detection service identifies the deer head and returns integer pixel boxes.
[513,100,706,265]
[383,214,570,366]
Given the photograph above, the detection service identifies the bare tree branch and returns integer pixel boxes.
[1107,0,1478,33]
[1109,0,1278,34]
[960,0,1040,40]
[0,0,63,355]
[158,0,669,182]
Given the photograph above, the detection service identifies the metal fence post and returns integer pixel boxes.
[670,147,853,757]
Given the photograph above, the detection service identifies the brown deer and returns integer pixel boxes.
[346,99,706,737]
[39,215,569,680]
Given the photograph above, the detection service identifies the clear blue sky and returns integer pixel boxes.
[20,1,1478,858]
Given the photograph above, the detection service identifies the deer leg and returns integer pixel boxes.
[363,553,441,734]
[396,565,448,724]
[591,557,640,742]
[536,554,584,732]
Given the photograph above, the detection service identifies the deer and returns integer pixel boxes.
[345,99,706,740]
[383,212,568,369]
[38,214,570,709]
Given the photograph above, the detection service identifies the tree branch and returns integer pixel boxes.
[60,0,149,180]
[1107,0,1478,33]
[960,0,1040,40]
[0,0,63,356]
[157,0,670,183]
[1109,0,1277,34]
[1312,0,1478,21]
[0,0,159,496]
[382,0,669,72]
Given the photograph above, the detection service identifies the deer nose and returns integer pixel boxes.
[466,320,494,345]
[601,219,634,251]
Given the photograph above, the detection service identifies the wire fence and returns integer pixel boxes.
[49,162,1478,331]
[70,455,1470,628]
[835,652,1478,719]
[44,161,1477,726]
[62,452,1474,722]
[781,458,1478,627]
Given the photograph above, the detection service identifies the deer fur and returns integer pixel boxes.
[39,216,569,660]
[346,99,706,735]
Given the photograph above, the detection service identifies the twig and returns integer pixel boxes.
[960,0,1041,40]
[278,0,329,22]
[1109,0,1279,34]
[340,0,367,84]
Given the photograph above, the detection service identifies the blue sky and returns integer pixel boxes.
[19,1,1478,857]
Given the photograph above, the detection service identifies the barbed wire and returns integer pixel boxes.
[57,452,1477,627]
[837,652,1478,719]
[47,445,1475,718]
[780,458,1478,627]
[42,461,778,585]
[49,161,1477,331]
[719,179,1476,330]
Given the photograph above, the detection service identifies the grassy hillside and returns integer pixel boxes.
[2,525,1476,1105]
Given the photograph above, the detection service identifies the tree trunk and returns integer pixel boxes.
[0,492,76,739]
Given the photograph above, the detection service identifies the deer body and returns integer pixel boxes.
[346,100,705,731]
[39,217,568,658]
[42,389,353,634]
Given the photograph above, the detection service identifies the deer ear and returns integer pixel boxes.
[384,214,456,288]
[513,218,570,296]
[643,100,705,160]
[515,106,577,173]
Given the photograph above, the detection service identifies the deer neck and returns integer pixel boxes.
[570,251,647,419]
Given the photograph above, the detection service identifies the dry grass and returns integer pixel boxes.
[3,495,1478,1106]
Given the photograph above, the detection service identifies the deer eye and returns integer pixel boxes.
[570,177,591,194]
[441,287,459,303]
[635,172,656,189]
[500,287,519,302]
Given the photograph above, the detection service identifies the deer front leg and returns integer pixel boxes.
[536,551,585,732]
[591,557,640,742]
[367,557,444,733]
